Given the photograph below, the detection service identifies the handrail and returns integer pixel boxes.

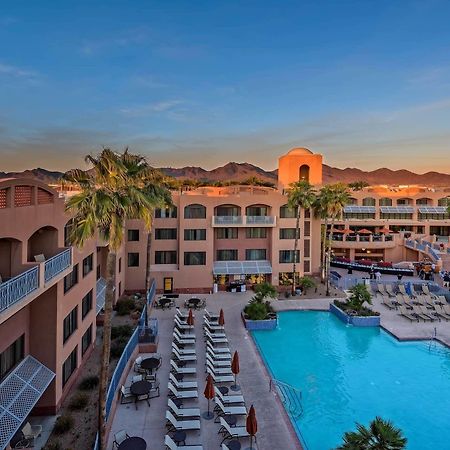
[44,247,72,283]
[269,378,303,419]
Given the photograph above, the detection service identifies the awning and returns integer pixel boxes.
[380,206,414,214]
[344,206,376,213]
[213,260,272,275]
[418,206,447,214]
[0,356,55,449]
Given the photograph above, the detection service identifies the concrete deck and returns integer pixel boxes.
[108,291,302,450]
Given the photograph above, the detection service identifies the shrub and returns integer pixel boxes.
[253,282,278,302]
[115,298,135,316]
[244,302,269,320]
[78,375,99,390]
[110,336,128,359]
[68,393,89,411]
[53,415,74,435]
[111,325,133,340]
[43,442,62,450]
[298,276,316,294]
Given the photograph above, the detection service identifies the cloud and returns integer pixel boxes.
[120,99,184,117]
[0,62,39,81]
[131,74,169,89]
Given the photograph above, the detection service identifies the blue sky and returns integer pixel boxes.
[1,0,450,172]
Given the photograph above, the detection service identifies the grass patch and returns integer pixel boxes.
[78,375,99,391]
[53,415,74,435]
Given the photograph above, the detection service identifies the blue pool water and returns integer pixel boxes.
[252,311,450,450]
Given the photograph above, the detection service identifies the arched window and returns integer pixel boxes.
[215,204,241,216]
[379,198,392,206]
[397,198,412,206]
[416,198,432,205]
[348,197,358,205]
[184,204,206,219]
[280,204,296,218]
[438,197,450,207]
[299,165,310,181]
[362,197,376,206]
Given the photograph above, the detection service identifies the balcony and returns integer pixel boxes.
[212,215,276,227]
[0,267,39,314]
[330,234,396,249]
[44,247,72,284]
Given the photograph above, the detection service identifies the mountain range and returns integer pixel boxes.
[1,163,450,186]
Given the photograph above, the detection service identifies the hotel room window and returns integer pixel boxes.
[127,229,140,241]
[184,229,206,240]
[62,346,78,386]
[127,253,140,267]
[184,252,206,265]
[82,253,93,277]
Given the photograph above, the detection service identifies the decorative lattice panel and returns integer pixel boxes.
[37,188,53,205]
[0,189,7,209]
[14,185,32,207]
[0,410,21,450]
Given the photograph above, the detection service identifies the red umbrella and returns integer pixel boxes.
[203,374,215,419]
[379,227,391,234]
[331,228,345,234]
[357,228,372,234]
[218,309,225,326]
[187,309,194,327]
[231,351,240,391]
[246,405,258,449]
[342,228,353,234]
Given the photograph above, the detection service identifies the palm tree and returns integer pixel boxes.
[336,416,407,450]
[287,180,317,294]
[324,183,350,296]
[348,180,369,191]
[315,185,334,283]
[64,148,164,450]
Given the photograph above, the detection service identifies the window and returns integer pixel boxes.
[380,213,413,220]
[216,249,238,261]
[155,228,177,240]
[118,257,122,273]
[304,260,311,273]
[216,205,240,216]
[280,228,298,239]
[0,335,24,381]
[304,221,310,237]
[64,220,74,247]
[280,205,296,218]
[63,307,78,343]
[279,250,300,263]
[379,198,392,206]
[82,325,92,356]
[82,290,93,319]
[155,207,177,218]
[343,212,376,220]
[246,228,267,238]
[362,197,376,206]
[62,346,77,386]
[82,253,93,277]
[299,164,310,181]
[127,229,139,241]
[184,252,206,265]
[127,253,140,267]
[155,251,177,264]
[246,205,268,216]
[184,229,206,240]
[96,265,101,280]
[216,228,238,239]
[304,239,310,257]
[246,249,266,260]
[438,197,450,206]
[397,198,412,205]
[64,264,79,293]
[184,204,206,219]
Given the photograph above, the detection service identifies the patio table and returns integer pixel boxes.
[140,357,160,374]
[118,436,147,450]
[130,380,152,408]
[227,440,241,450]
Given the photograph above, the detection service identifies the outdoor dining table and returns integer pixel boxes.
[130,380,152,409]
[186,297,201,308]
[140,357,160,374]
[118,436,147,450]
[227,440,241,450]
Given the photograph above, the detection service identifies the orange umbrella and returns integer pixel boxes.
[379,227,391,234]
[342,228,353,234]
[231,351,240,391]
[357,228,372,234]
[331,228,345,234]
[203,374,215,419]
[246,405,258,449]
[218,309,225,326]
[187,308,194,327]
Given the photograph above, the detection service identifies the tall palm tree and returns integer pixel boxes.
[64,148,164,450]
[336,416,407,450]
[348,180,369,191]
[324,182,350,296]
[315,185,334,283]
[287,180,317,294]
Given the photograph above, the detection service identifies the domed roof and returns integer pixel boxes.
[287,147,313,155]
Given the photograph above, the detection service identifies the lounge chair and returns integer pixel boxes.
[385,284,396,298]
[218,417,250,444]
[419,305,436,321]
[169,373,198,389]
[113,430,130,449]
[433,305,450,321]
[204,309,220,321]
[214,387,245,405]
[206,342,230,354]
[134,356,144,373]
[172,343,196,355]
[174,318,194,331]
[437,296,448,306]
[205,330,228,344]
[213,397,247,419]
[168,399,201,418]
[410,284,420,298]
[422,284,439,299]
[174,328,196,340]
[132,374,143,383]
[399,306,418,322]
[204,317,224,328]
[204,328,227,338]
[412,306,433,322]
[22,422,42,441]
[165,434,203,450]
[173,333,196,346]
[206,368,234,383]
[206,361,233,375]
[376,284,388,297]
[168,382,198,399]
[170,360,197,375]
[381,296,396,310]
[207,348,231,361]
[172,347,197,363]
[442,304,450,316]
[206,354,231,367]
[165,410,201,432]
[423,295,436,308]
[412,296,427,306]
[120,385,134,404]
[398,284,410,297]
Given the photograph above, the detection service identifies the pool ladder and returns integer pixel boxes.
[269,378,304,419]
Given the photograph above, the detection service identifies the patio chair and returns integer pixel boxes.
[120,385,134,404]
[214,387,245,405]
[437,296,448,305]
[132,374,143,383]
[170,360,197,375]
[422,284,439,299]
[164,434,203,450]
[442,304,450,316]
[433,305,450,321]
[204,309,220,321]
[172,347,197,363]
[206,367,234,383]
[398,284,409,297]
[168,382,198,399]
[385,284,396,298]
[213,397,247,419]
[381,297,396,310]
[206,342,230,354]
[218,417,250,444]
[169,373,198,389]
[134,356,144,373]
[172,343,196,355]
[165,410,201,432]
[205,330,228,344]
[206,354,231,368]
[173,327,196,340]
[399,306,418,323]
[21,422,42,440]
[207,348,231,360]
[412,306,433,322]
[419,305,437,321]
[206,361,233,376]
[167,399,201,418]
[113,430,130,449]
[376,284,388,297]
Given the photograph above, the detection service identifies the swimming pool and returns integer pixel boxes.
[252,310,450,450]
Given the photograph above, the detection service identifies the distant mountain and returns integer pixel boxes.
[1,163,449,186]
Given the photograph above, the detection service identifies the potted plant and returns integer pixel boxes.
[242,282,278,330]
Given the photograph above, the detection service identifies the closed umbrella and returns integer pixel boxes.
[218,309,225,326]
[246,405,258,450]
[231,351,240,391]
[187,308,194,327]
[203,374,215,419]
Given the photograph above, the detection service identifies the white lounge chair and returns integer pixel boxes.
[207,361,233,375]
[22,422,42,440]
[166,410,201,432]
[206,354,231,367]
[205,331,228,344]
[173,333,196,346]
[169,373,198,389]
[214,396,247,418]
[218,417,249,444]
[206,367,234,383]
[168,382,198,399]
[174,328,196,340]
[167,399,201,418]
[204,309,220,321]
[214,387,245,405]
[204,329,227,339]
[206,342,230,354]
[172,347,197,362]
[399,306,418,322]
[207,348,231,361]
[170,360,196,375]
[172,343,196,355]
[165,434,203,450]
[113,430,130,449]
[120,385,133,404]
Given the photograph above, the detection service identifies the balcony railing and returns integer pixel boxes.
[0,266,39,314]
[44,248,72,284]
[212,215,276,227]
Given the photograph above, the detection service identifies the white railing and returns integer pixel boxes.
[0,266,39,314]
[246,215,276,225]
[213,215,243,225]
[212,215,276,226]
[44,248,72,283]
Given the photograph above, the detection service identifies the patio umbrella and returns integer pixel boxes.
[218,309,225,326]
[246,405,258,450]
[231,351,240,391]
[331,228,345,234]
[342,228,353,234]
[379,227,391,234]
[187,308,194,327]
[203,374,215,420]
[357,228,372,234]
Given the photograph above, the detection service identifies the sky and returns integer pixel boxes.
[1,0,450,173]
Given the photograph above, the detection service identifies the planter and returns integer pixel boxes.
[329,303,380,327]
[241,312,278,330]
